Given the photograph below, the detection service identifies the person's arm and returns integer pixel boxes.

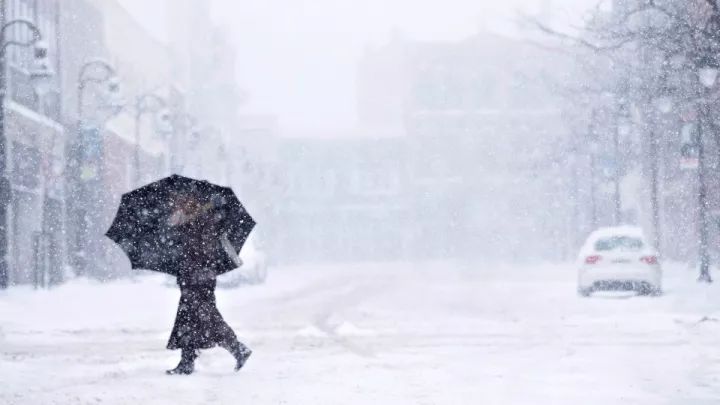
[171,202,215,226]
[168,209,188,226]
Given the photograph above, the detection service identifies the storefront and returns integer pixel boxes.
[5,102,66,286]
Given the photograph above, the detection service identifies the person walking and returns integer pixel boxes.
[165,195,252,375]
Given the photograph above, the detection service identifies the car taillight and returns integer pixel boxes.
[585,255,601,264]
[641,256,658,265]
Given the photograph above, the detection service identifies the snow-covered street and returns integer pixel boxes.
[3,262,720,404]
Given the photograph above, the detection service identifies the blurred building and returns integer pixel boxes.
[0,0,245,287]
[168,0,243,184]
[357,32,570,261]
[275,131,409,263]
[228,114,280,244]
[58,0,179,281]
[2,0,65,286]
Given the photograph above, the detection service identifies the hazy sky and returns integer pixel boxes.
[123,0,594,133]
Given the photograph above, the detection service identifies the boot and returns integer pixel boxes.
[166,349,198,375]
[222,341,252,371]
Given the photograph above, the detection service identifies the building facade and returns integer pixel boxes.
[275,134,409,263]
[357,32,570,261]
[0,0,243,287]
[58,0,177,281]
[2,0,65,286]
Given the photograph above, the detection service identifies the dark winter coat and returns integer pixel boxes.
[166,212,238,350]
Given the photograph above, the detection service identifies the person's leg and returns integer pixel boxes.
[166,348,198,375]
[215,313,252,371]
[219,339,252,371]
[206,281,252,371]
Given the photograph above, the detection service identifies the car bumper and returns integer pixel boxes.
[578,266,661,290]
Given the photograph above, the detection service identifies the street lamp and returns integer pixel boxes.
[72,58,121,277]
[696,58,717,283]
[29,40,53,94]
[587,109,599,230]
[77,58,123,123]
[649,89,674,254]
[612,99,631,225]
[0,19,52,289]
[589,138,599,229]
[567,148,580,255]
[134,93,170,186]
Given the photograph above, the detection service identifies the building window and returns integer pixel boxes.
[12,141,41,189]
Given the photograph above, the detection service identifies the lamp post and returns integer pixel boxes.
[588,108,599,229]
[71,59,121,277]
[77,59,122,124]
[133,93,171,186]
[0,19,52,289]
[651,93,673,253]
[75,58,122,183]
[589,139,599,229]
[614,102,633,225]
[696,59,718,283]
[567,149,579,254]
[615,120,632,222]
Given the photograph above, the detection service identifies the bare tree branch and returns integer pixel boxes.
[526,17,635,52]
[521,38,579,57]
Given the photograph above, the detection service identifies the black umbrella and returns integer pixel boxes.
[105,174,256,276]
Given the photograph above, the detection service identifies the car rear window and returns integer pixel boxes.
[594,236,644,252]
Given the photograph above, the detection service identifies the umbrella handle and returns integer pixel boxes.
[221,233,243,267]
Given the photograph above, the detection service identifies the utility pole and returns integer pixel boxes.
[697,105,712,283]
[613,120,622,224]
[695,58,717,283]
[588,109,599,229]
[569,146,580,257]
[72,59,120,277]
[649,126,660,251]
[589,150,598,229]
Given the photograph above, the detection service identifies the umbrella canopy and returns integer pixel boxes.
[105,174,256,276]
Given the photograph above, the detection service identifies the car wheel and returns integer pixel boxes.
[246,264,268,285]
[637,283,661,296]
[578,287,592,297]
[646,285,662,296]
[254,264,268,284]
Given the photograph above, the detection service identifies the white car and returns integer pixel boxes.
[217,235,268,288]
[577,226,661,297]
